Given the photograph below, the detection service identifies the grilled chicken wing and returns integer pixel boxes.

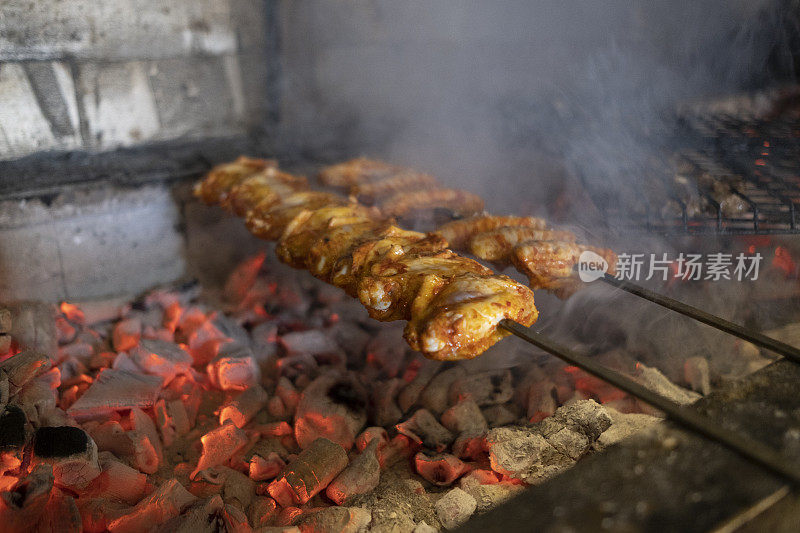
[318,157,401,187]
[357,251,494,321]
[304,222,394,281]
[469,227,577,263]
[380,188,485,219]
[194,156,277,205]
[405,273,539,361]
[434,215,548,249]
[276,205,382,273]
[331,228,449,293]
[352,170,440,204]
[245,191,347,240]
[511,240,618,297]
[227,169,308,216]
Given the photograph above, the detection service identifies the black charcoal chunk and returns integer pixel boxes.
[0,405,27,450]
[33,426,89,458]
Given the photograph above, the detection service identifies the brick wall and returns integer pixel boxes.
[0,0,269,160]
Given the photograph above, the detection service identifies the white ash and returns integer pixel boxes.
[326,439,381,505]
[293,373,367,450]
[448,369,514,407]
[67,369,163,420]
[4,302,57,356]
[413,521,439,533]
[434,487,477,530]
[458,472,524,514]
[486,400,612,484]
[632,363,701,406]
[420,367,466,414]
[350,463,442,531]
[294,505,372,533]
[440,399,487,434]
[594,407,661,450]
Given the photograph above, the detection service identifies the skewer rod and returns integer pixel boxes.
[598,273,800,365]
[499,318,800,486]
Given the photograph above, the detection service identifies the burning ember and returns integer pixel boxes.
[772,246,798,278]
[0,254,729,531]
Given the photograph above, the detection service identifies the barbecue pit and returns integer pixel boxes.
[1,2,800,532]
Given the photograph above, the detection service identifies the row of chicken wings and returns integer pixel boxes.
[320,157,617,298]
[194,157,538,361]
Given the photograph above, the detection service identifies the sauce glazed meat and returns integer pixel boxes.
[435,214,616,298]
[195,158,538,360]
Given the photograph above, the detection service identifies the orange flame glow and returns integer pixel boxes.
[60,302,85,323]
[772,246,797,278]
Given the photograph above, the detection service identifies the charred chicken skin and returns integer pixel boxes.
[197,158,538,360]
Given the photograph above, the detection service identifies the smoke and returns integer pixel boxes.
[277,0,796,216]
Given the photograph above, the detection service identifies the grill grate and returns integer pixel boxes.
[581,91,800,235]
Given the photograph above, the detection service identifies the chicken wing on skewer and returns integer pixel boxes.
[276,205,383,273]
[226,169,308,216]
[431,215,616,298]
[352,170,440,204]
[196,156,539,360]
[302,222,392,280]
[245,191,348,240]
[405,273,539,361]
[468,227,577,263]
[331,229,449,293]
[194,156,277,205]
[318,157,402,187]
[434,215,548,249]
[380,188,485,219]
[357,251,494,321]
[511,240,618,297]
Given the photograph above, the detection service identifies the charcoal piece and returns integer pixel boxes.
[33,426,89,458]
[66,369,163,419]
[294,373,367,450]
[448,369,514,407]
[0,405,27,450]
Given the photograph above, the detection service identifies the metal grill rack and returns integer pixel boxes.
[580,95,800,235]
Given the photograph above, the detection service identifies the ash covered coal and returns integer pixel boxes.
[0,252,744,532]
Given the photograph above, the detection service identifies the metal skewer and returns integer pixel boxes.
[597,273,800,365]
[498,318,800,486]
